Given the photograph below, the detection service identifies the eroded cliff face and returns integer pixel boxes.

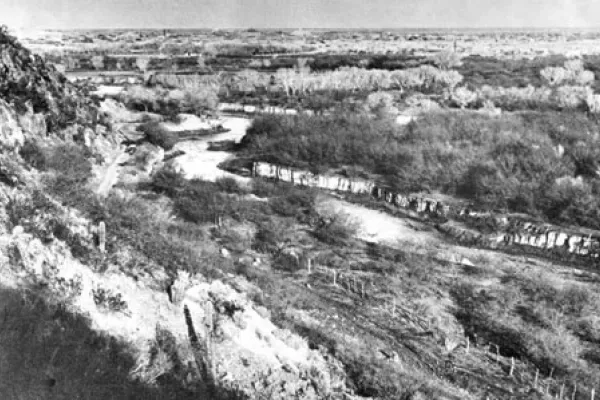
[252,161,600,262]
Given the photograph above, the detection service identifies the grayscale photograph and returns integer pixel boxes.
[1,0,600,399]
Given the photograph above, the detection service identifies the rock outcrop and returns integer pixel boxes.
[0,28,100,135]
[0,99,25,153]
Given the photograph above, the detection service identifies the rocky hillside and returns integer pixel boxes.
[0,28,363,400]
[0,27,100,136]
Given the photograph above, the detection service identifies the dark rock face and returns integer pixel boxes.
[0,28,100,136]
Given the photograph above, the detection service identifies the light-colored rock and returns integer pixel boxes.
[0,99,25,153]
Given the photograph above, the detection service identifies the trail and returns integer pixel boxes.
[94,147,129,197]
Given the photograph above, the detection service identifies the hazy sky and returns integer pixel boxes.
[2,0,600,29]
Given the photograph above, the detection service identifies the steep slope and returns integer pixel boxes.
[0,28,361,400]
[0,27,100,137]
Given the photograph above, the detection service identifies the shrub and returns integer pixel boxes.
[313,208,358,246]
[92,286,128,312]
[19,140,47,170]
[138,122,178,150]
[215,177,245,194]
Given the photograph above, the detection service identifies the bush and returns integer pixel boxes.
[313,209,358,246]
[215,177,245,194]
[19,140,47,170]
[92,286,128,312]
[138,122,178,150]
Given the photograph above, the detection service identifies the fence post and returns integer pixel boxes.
[466,336,470,353]
[307,257,312,274]
[534,369,539,388]
[592,388,595,400]
[509,357,515,377]
[332,270,337,286]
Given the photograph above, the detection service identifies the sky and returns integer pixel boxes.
[1,0,600,30]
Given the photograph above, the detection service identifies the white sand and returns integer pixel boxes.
[92,85,125,98]
[160,114,214,132]
[317,195,440,247]
[169,117,252,183]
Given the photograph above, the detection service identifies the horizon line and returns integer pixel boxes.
[17,26,600,31]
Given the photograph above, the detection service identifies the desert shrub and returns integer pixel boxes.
[149,168,187,196]
[450,86,478,108]
[364,92,398,119]
[92,286,128,312]
[216,227,252,253]
[251,179,282,198]
[6,189,56,228]
[273,251,303,273]
[119,85,160,112]
[138,122,178,150]
[313,209,358,246]
[269,187,317,219]
[19,140,47,170]
[252,216,294,253]
[215,177,245,194]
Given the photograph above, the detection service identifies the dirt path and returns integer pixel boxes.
[94,147,129,197]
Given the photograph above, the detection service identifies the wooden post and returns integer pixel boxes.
[560,383,565,399]
[333,270,337,286]
[534,369,539,388]
[466,336,470,353]
[307,258,312,274]
[592,388,595,400]
[509,357,515,377]
[572,383,577,400]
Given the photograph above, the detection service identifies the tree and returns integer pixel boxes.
[541,67,567,86]
[451,86,477,109]
[431,51,463,70]
[91,55,105,71]
[136,57,151,72]
[365,92,398,119]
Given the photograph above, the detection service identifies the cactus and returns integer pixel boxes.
[98,221,106,253]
